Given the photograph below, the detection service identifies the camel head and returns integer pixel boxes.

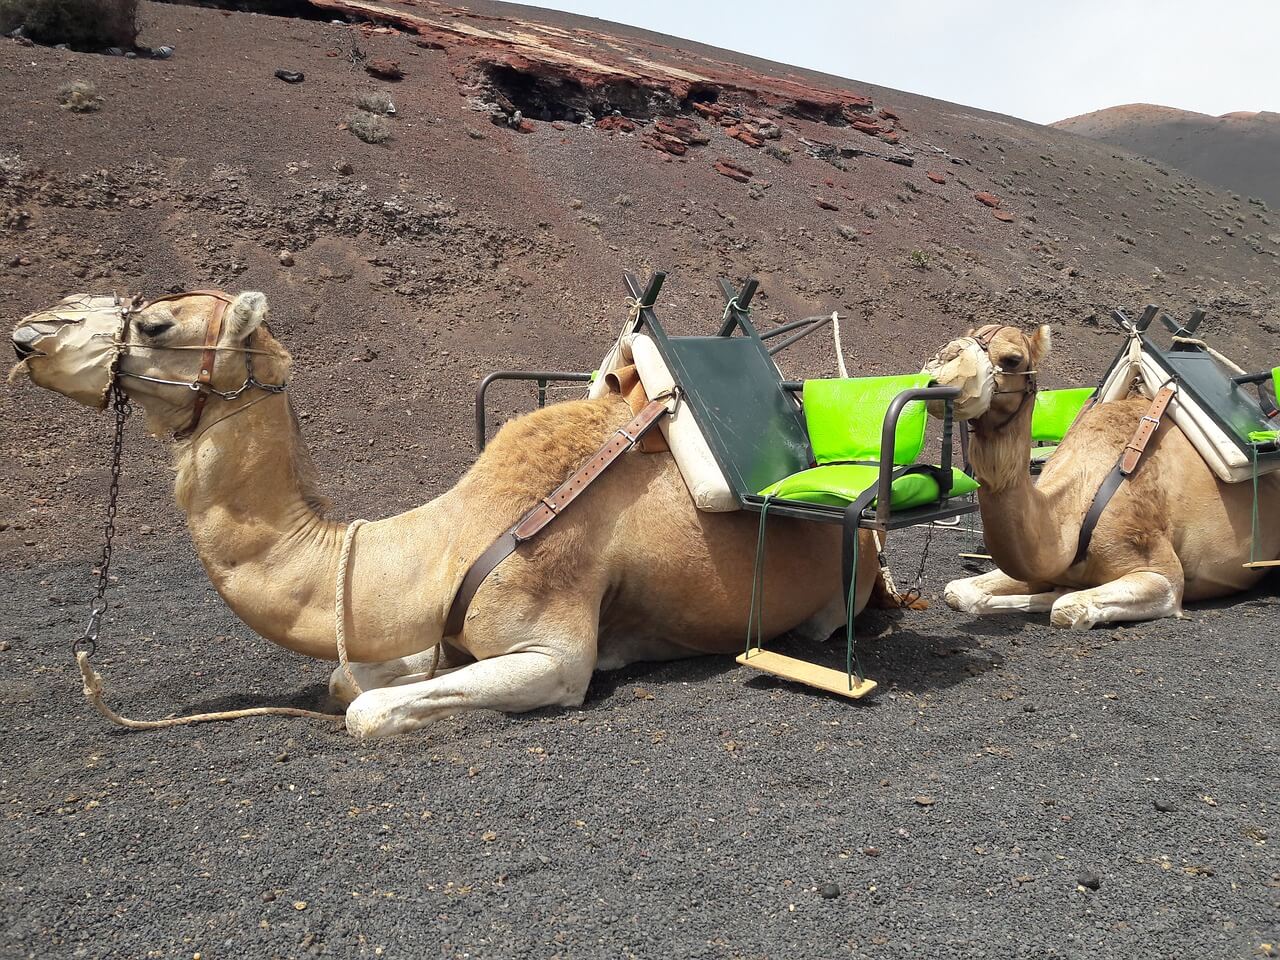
[11,290,289,436]
[922,323,1051,425]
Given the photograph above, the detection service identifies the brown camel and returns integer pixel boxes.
[923,324,1279,628]
[11,290,881,736]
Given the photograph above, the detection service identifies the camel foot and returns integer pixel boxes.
[1048,572,1181,630]
[328,647,448,707]
[944,570,1066,615]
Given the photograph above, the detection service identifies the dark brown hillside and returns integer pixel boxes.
[1,0,1277,565]
[1053,103,1280,209]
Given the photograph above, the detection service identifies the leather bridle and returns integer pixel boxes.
[968,323,1037,434]
[112,289,288,438]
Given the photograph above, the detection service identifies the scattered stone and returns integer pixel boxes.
[913,795,935,807]
[333,160,353,175]
[975,191,1002,208]
[278,250,295,267]
[993,209,1015,222]
[819,882,841,899]
[927,171,948,185]
[364,59,403,81]
[727,126,763,148]
[633,687,654,700]
[835,224,859,241]
[261,890,276,902]
[0,641,11,652]
[1076,871,1102,891]
[274,69,305,84]
[596,115,636,133]
[851,119,884,136]
[862,846,881,857]
[816,198,839,211]
[1153,799,1178,812]
[757,123,782,140]
[713,159,752,183]
[878,107,900,122]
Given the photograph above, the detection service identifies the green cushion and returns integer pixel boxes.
[760,463,979,509]
[1031,388,1094,444]
[1030,443,1059,462]
[802,374,932,465]
[1274,367,1278,408]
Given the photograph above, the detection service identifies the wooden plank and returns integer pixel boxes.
[1243,560,1280,568]
[736,649,877,699]
[958,552,992,561]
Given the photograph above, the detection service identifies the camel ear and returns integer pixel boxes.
[226,291,268,340]
[1028,325,1051,365]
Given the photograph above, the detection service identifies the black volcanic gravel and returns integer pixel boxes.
[2,529,1275,959]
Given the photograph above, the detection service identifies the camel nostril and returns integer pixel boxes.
[12,328,39,359]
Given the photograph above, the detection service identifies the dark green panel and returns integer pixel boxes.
[663,336,813,498]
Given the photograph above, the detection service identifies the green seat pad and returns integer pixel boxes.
[1031,388,1094,444]
[1030,443,1059,462]
[803,374,931,465]
[760,463,978,509]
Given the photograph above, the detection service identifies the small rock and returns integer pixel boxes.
[913,795,935,807]
[292,900,308,911]
[835,224,859,241]
[365,58,403,81]
[333,160,353,175]
[261,890,276,902]
[862,846,881,857]
[633,687,654,700]
[1076,871,1102,891]
[1154,799,1178,813]
[975,191,1002,208]
[926,171,948,185]
[819,882,841,899]
[816,198,839,211]
[278,250,295,267]
[0,641,11,652]
[138,524,154,535]
[274,69,305,84]
[993,209,1015,222]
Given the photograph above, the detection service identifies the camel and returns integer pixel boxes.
[922,323,1279,628]
[11,290,883,737]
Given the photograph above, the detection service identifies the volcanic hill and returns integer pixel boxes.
[1053,104,1280,210]
[1,0,1278,561]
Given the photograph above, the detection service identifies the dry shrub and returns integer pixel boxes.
[354,90,394,116]
[0,0,137,49]
[57,80,102,113]
[348,112,391,145]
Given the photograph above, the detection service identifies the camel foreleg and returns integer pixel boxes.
[944,569,1069,615]
[1049,571,1182,629]
[344,648,594,737]
[328,645,470,707]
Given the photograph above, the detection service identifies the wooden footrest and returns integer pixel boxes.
[736,648,878,699]
[1243,559,1280,568]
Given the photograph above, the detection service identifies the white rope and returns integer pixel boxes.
[1171,335,1246,375]
[335,519,368,697]
[76,652,344,728]
[831,311,849,379]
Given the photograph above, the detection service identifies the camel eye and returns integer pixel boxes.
[138,320,173,338]
[1001,353,1024,370]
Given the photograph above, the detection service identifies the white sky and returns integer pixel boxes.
[532,0,1279,124]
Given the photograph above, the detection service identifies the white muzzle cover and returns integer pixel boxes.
[12,295,126,409]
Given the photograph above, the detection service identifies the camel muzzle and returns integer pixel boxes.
[10,296,128,409]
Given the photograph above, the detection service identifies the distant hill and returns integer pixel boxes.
[1052,104,1280,208]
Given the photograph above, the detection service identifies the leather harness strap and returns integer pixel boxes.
[1073,384,1175,566]
[443,399,670,638]
[137,290,237,440]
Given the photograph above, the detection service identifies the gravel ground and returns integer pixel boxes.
[2,527,1276,960]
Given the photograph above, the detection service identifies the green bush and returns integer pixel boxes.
[0,0,137,48]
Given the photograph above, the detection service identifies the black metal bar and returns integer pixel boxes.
[760,315,826,341]
[640,271,666,314]
[872,386,962,529]
[716,277,762,337]
[475,370,593,451]
[1111,308,1133,331]
[1136,304,1159,331]
[768,317,835,356]
[1186,309,1206,334]
[781,380,803,393]
[1232,370,1273,385]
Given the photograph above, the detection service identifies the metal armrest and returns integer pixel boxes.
[475,370,594,451]
[871,385,962,529]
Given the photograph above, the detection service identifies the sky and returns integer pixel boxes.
[533,0,1278,125]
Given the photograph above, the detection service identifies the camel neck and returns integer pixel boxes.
[172,393,365,659]
[969,401,1074,582]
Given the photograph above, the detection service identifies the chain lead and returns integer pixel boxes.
[74,384,131,658]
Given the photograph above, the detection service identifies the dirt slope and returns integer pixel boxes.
[1053,103,1280,209]
[2,1,1278,567]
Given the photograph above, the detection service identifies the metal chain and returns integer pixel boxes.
[898,520,936,607]
[74,384,131,658]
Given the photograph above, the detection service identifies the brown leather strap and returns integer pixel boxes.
[1073,385,1175,565]
[175,297,231,439]
[1119,384,1175,475]
[443,399,669,638]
